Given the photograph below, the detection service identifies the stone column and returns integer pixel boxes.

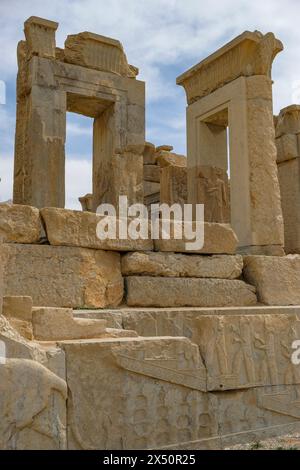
[177,31,284,253]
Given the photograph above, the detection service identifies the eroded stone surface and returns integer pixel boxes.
[0,358,67,449]
[243,255,300,305]
[41,208,153,252]
[125,276,257,307]
[3,296,33,321]
[122,252,243,279]
[2,244,123,308]
[154,221,238,254]
[0,204,42,244]
[32,307,107,341]
[61,336,209,449]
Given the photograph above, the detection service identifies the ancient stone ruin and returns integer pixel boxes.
[1,17,300,450]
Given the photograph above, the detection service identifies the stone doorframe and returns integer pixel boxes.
[13,17,145,210]
[177,31,284,251]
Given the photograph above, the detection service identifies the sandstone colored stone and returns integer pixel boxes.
[160,166,187,207]
[24,16,58,59]
[156,145,174,152]
[64,32,135,77]
[0,358,67,449]
[178,31,284,251]
[214,385,300,448]
[154,221,238,254]
[195,313,300,391]
[276,105,300,138]
[61,336,209,449]
[243,255,300,305]
[0,204,42,243]
[0,314,65,378]
[156,151,187,168]
[2,244,123,308]
[125,276,256,307]
[41,207,153,252]
[32,307,107,341]
[78,193,93,212]
[176,31,283,103]
[3,296,33,321]
[143,164,160,183]
[7,318,33,340]
[196,166,230,223]
[14,19,145,210]
[143,142,156,165]
[143,181,160,197]
[120,307,300,391]
[276,134,299,163]
[122,252,243,279]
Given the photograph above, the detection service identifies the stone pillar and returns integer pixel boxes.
[276,105,300,253]
[177,31,284,253]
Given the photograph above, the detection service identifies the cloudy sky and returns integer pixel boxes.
[1,0,300,208]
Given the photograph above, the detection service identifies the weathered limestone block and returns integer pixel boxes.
[243,255,300,305]
[41,207,153,251]
[278,158,300,253]
[125,277,256,307]
[195,313,300,391]
[0,204,42,243]
[156,150,187,168]
[32,307,107,341]
[0,245,4,315]
[73,309,124,329]
[64,32,136,77]
[0,358,67,449]
[3,296,33,321]
[154,221,238,254]
[122,252,243,279]
[2,244,123,308]
[143,164,160,183]
[160,166,187,207]
[61,336,212,449]
[176,31,283,103]
[143,181,160,198]
[178,30,284,251]
[94,152,144,211]
[78,193,93,212]
[156,145,174,152]
[24,16,58,59]
[121,307,300,391]
[2,296,33,339]
[276,134,299,163]
[143,142,156,165]
[276,105,300,138]
[245,75,284,248]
